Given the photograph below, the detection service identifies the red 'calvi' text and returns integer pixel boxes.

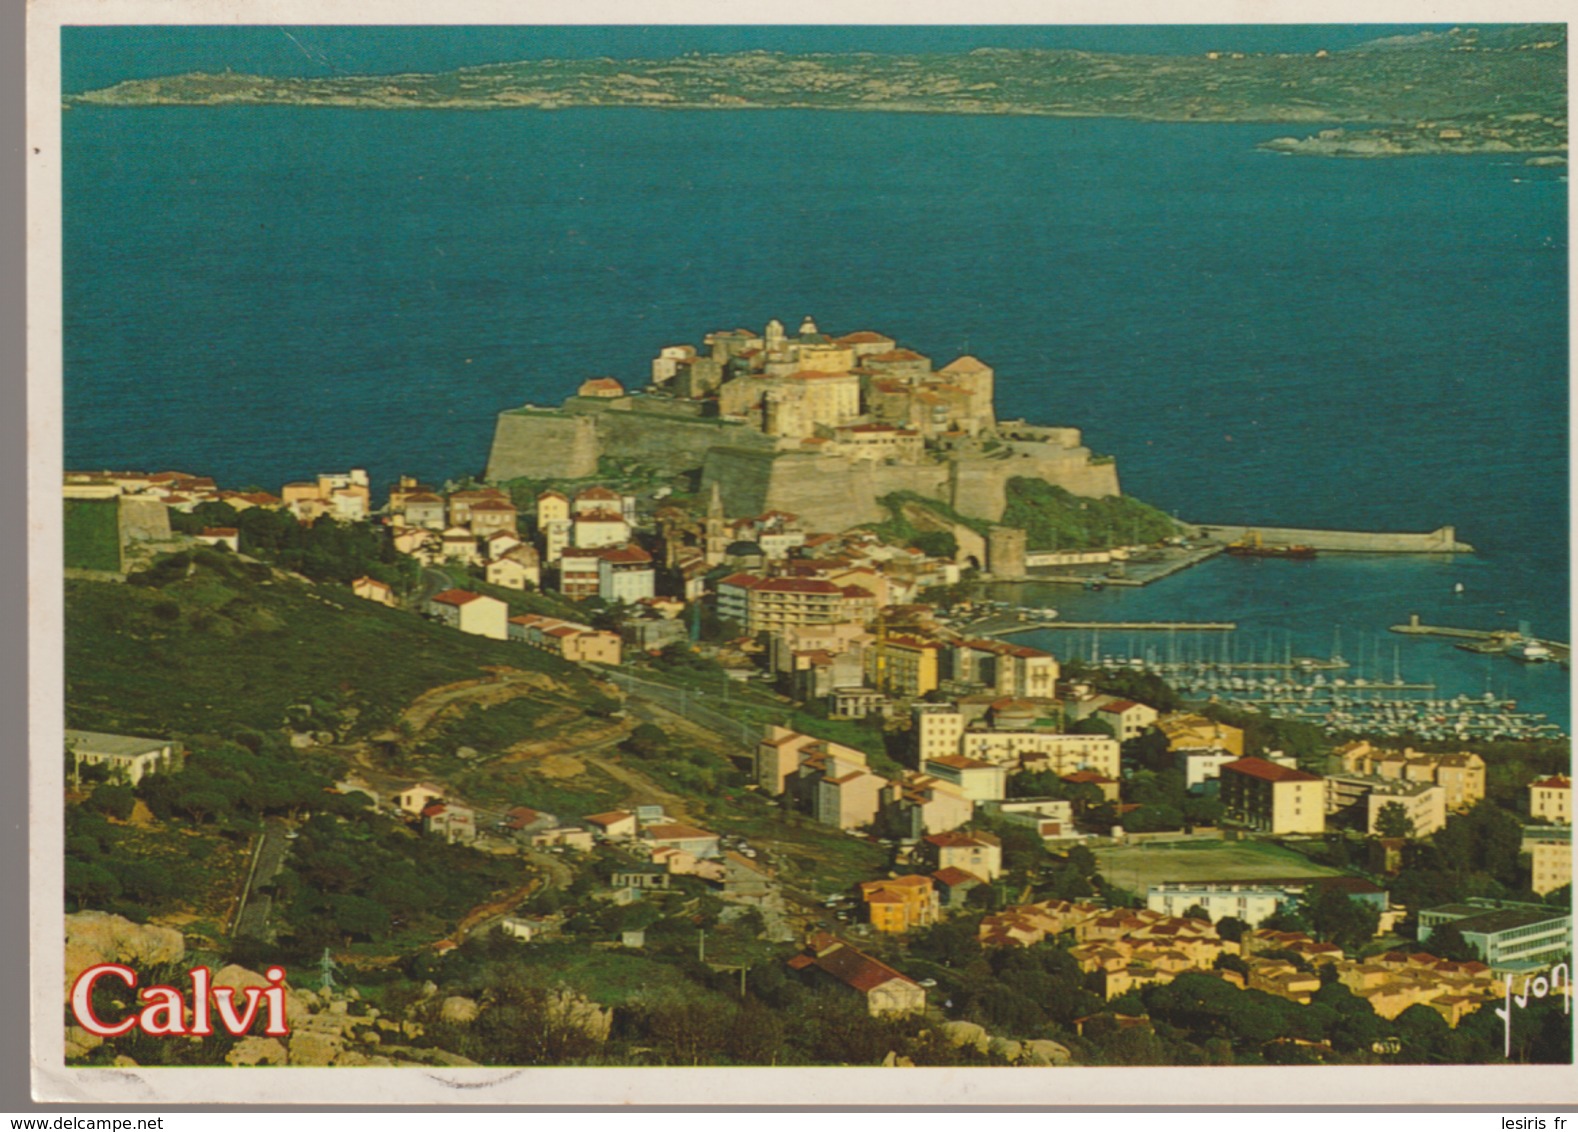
[70,964,291,1037]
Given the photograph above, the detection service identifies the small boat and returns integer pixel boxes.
[1507,639,1553,663]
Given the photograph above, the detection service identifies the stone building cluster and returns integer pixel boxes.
[651,316,996,445]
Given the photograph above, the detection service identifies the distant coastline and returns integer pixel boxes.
[66,24,1567,158]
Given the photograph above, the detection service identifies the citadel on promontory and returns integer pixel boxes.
[485,317,1120,532]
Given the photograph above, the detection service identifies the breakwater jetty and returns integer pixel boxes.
[980,619,1237,637]
[1389,615,1570,662]
[1184,522,1473,553]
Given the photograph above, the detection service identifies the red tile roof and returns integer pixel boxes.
[1223,756,1322,784]
[598,545,653,565]
[795,934,921,991]
[718,573,765,589]
[932,866,982,887]
[836,331,892,345]
[584,811,633,828]
[644,823,718,842]
[430,589,484,606]
[754,578,843,595]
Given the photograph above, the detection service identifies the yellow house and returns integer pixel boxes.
[1220,757,1325,834]
[536,489,571,530]
[865,634,943,698]
[859,875,940,933]
[1159,713,1245,756]
[351,575,399,607]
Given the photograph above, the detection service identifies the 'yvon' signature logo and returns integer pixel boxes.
[71,964,291,1037]
[1494,962,1569,1058]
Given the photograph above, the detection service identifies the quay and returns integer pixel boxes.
[988,542,1223,587]
[1184,522,1474,554]
[982,619,1237,637]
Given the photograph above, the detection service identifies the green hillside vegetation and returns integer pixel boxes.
[64,499,122,572]
[1001,479,1180,551]
[65,548,586,739]
[867,491,991,558]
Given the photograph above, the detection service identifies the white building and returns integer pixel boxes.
[597,545,656,604]
[65,730,182,786]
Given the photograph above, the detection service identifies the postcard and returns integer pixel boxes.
[27,0,1576,1107]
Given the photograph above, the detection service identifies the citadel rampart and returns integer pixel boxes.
[485,398,1121,531]
[485,398,775,481]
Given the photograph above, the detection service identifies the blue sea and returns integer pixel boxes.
[61,28,1570,728]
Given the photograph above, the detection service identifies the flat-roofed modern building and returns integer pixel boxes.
[1147,876,1388,927]
[1418,899,1572,973]
[65,730,183,786]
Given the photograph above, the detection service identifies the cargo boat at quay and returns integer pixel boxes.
[1224,530,1317,560]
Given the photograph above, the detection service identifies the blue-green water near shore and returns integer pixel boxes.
[61,39,1569,729]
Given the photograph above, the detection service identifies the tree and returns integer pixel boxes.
[1306,888,1381,953]
[1421,922,1480,963]
[910,531,958,560]
[1069,716,1117,738]
[965,883,1001,912]
[1213,952,1249,976]
[1182,904,1210,921]
[1375,801,1416,840]
[621,723,669,760]
[1214,916,1248,943]
[86,784,136,821]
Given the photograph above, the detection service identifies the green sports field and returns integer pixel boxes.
[1093,839,1344,894]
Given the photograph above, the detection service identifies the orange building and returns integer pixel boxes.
[858,875,940,933]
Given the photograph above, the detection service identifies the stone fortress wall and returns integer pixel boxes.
[483,318,1123,529]
[487,402,1121,532]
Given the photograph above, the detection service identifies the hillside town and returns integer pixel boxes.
[60,321,1571,1069]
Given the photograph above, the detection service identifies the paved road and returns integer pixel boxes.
[418,565,450,604]
[234,817,293,942]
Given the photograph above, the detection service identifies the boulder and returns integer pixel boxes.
[111,1055,139,1068]
[64,1026,104,1061]
[988,1036,1023,1063]
[287,1030,344,1067]
[225,1037,288,1067]
[210,964,316,1025]
[439,996,479,1024]
[939,1020,989,1054]
[64,912,185,996]
[1022,1039,1074,1067]
[331,1049,396,1067]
